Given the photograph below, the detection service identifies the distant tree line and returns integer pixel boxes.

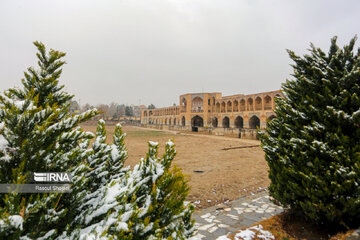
[147,104,156,109]
[69,101,156,119]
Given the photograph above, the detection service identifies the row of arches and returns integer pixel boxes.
[144,107,180,117]
[147,115,275,129]
[143,93,282,117]
[215,94,280,113]
[148,116,186,126]
[211,116,259,129]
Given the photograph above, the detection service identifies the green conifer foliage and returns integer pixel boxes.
[0,42,194,239]
[259,36,360,227]
[0,42,98,239]
[66,120,129,239]
[113,141,195,240]
[9,41,73,108]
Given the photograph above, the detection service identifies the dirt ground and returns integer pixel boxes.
[238,212,355,240]
[81,124,270,209]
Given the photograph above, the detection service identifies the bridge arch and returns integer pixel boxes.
[191,115,204,127]
[235,116,243,128]
[222,116,230,128]
[249,115,260,129]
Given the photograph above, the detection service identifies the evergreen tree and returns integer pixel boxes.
[0,42,194,239]
[65,120,129,239]
[125,106,134,117]
[148,104,156,109]
[0,42,97,239]
[259,36,360,227]
[63,137,194,240]
[114,141,195,239]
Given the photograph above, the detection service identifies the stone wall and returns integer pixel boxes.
[140,124,260,140]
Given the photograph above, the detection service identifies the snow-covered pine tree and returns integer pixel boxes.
[0,42,97,239]
[66,120,129,239]
[114,141,195,239]
[109,123,128,180]
[1,41,194,239]
[259,36,360,227]
[64,133,194,240]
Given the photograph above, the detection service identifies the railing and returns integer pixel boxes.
[191,109,204,113]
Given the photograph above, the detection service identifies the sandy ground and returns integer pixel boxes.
[81,124,270,209]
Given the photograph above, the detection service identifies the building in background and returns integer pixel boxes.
[140,90,282,139]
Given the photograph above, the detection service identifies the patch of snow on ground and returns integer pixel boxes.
[216,236,231,240]
[235,228,255,240]
[216,225,274,240]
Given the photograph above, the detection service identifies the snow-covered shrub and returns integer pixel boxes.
[259,36,360,226]
[0,42,194,239]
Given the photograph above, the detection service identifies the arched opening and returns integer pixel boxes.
[233,100,239,112]
[165,119,167,125]
[221,102,226,112]
[192,97,203,112]
[191,115,203,132]
[247,98,253,111]
[222,116,230,128]
[249,115,260,129]
[144,111,148,116]
[181,116,185,126]
[212,117,218,127]
[169,118,172,126]
[235,116,243,128]
[240,99,245,111]
[191,115,204,127]
[264,96,272,110]
[173,118,176,126]
[227,101,232,112]
[255,97,262,110]
[216,102,220,112]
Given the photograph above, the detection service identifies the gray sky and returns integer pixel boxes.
[1,0,359,107]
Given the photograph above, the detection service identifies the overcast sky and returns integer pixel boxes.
[0,0,359,107]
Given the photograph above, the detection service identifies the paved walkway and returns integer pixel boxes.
[190,191,283,240]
